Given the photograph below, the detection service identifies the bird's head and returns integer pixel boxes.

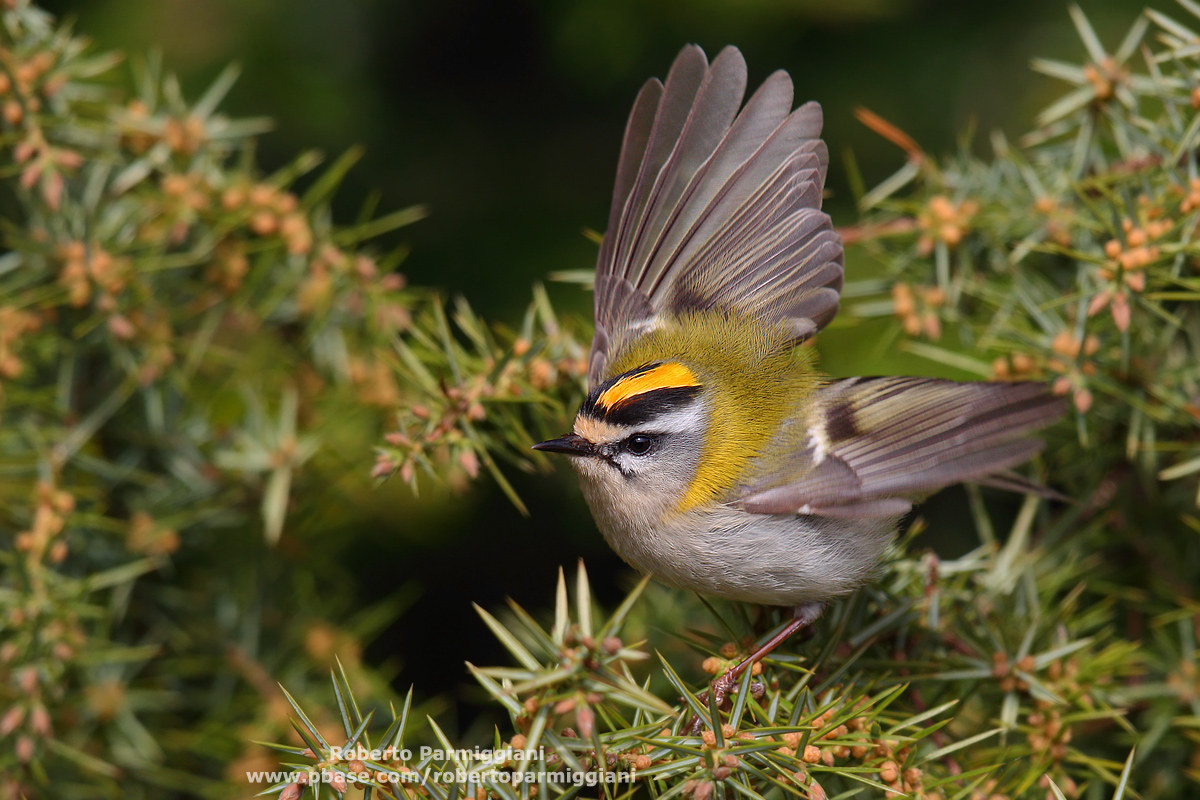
[535,313,813,521]
[534,361,709,516]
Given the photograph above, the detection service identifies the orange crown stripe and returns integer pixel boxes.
[597,362,700,409]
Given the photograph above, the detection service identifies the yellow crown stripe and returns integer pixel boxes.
[597,362,699,410]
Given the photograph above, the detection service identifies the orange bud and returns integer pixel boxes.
[1110,292,1131,332]
[928,195,955,222]
[575,703,594,738]
[1087,290,1111,318]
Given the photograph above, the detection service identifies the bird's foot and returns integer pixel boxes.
[681,602,826,735]
[685,666,766,734]
[684,682,729,736]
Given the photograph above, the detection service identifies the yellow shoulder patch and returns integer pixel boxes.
[597,362,699,410]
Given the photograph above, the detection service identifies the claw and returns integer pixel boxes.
[679,602,827,736]
[684,672,739,734]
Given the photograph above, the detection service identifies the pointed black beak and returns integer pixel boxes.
[532,433,593,457]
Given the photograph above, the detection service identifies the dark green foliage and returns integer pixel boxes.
[0,2,571,796]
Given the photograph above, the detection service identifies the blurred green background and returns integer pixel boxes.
[40,0,1148,726]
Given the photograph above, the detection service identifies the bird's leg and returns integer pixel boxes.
[708,601,827,704]
[687,602,826,733]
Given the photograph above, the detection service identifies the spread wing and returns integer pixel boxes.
[736,377,1065,518]
[589,45,843,386]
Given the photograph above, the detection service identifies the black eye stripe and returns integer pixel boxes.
[582,385,701,426]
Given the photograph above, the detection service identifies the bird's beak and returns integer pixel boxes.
[532,433,593,457]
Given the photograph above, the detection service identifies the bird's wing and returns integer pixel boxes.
[589,45,843,386]
[736,377,1065,518]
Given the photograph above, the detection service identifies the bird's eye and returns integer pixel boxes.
[625,434,655,456]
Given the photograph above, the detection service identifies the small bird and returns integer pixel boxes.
[534,45,1063,705]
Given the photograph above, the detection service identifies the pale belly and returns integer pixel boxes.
[580,479,897,607]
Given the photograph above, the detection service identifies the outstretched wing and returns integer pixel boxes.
[736,378,1065,518]
[589,45,843,386]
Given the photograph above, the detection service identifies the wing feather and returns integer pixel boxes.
[596,79,663,277]
[626,47,748,289]
[638,69,796,292]
[590,45,842,385]
[737,378,1064,518]
[610,45,708,285]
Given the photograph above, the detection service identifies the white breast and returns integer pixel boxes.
[578,469,898,607]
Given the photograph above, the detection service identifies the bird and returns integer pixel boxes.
[533,44,1063,712]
